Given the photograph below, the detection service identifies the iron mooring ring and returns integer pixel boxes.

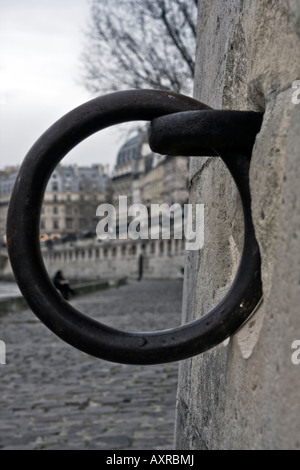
[6,89,263,365]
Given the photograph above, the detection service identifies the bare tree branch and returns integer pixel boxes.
[80,0,198,96]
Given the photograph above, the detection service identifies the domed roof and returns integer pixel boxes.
[116,133,146,166]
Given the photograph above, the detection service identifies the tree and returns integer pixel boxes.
[81,0,198,96]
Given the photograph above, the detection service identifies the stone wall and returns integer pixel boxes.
[176,0,300,450]
[43,238,185,282]
[0,238,186,282]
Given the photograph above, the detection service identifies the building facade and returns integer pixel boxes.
[0,167,20,245]
[0,164,109,244]
[41,164,109,240]
[1,133,189,247]
[111,131,190,235]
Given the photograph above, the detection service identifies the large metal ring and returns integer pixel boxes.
[6,90,262,365]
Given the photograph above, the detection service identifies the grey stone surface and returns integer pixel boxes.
[176,0,300,450]
[0,280,182,450]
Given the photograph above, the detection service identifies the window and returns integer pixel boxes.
[41,220,45,230]
[66,219,73,230]
[53,220,59,230]
[79,219,87,230]
[53,207,58,215]
[52,182,58,191]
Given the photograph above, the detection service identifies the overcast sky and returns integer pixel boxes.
[0,0,122,172]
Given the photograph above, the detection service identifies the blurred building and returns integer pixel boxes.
[0,164,109,244]
[111,132,190,234]
[41,164,109,240]
[1,135,189,246]
[0,167,20,246]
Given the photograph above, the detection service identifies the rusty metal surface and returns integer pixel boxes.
[6,89,262,365]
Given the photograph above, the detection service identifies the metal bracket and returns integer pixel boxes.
[149,109,263,157]
[6,90,263,365]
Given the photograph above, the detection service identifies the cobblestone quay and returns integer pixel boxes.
[0,280,183,450]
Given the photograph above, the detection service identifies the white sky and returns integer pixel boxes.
[0,0,122,172]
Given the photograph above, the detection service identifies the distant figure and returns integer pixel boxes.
[53,270,75,300]
[138,254,144,282]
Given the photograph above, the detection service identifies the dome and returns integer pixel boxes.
[116,133,146,166]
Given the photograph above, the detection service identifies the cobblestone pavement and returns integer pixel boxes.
[0,280,183,450]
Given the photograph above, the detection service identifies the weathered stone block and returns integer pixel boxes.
[176,0,300,450]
